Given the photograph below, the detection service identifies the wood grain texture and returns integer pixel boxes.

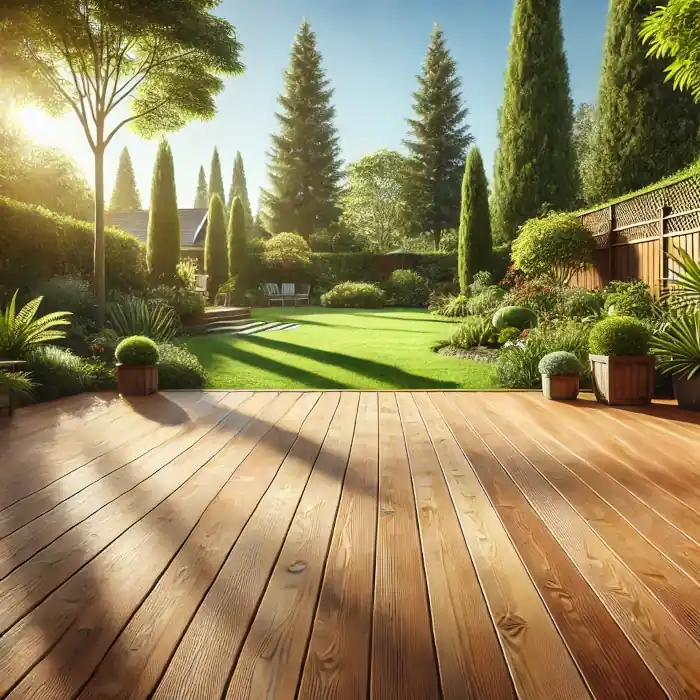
[297,392,379,700]
[371,392,441,700]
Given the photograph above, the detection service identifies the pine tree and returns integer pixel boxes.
[228,196,247,298]
[491,0,577,243]
[227,152,253,234]
[261,20,343,239]
[194,166,208,209]
[458,146,493,293]
[109,147,141,212]
[404,25,472,251]
[208,147,225,206]
[584,0,700,204]
[205,193,228,300]
[146,139,180,281]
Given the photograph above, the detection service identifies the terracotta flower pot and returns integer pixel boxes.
[590,355,654,406]
[116,364,158,396]
[673,375,700,411]
[542,374,580,401]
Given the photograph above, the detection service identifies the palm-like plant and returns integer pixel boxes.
[0,291,72,359]
[107,297,179,343]
[651,309,700,379]
[664,248,700,308]
[0,371,36,401]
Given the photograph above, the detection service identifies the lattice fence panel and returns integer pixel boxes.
[614,189,663,229]
[663,174,700,212]
[615,222,658,244]
[593,233,610,250]
[667,210,700,234]
[580,208,610,236]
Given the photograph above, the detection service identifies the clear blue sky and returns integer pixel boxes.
[64,0,611,211]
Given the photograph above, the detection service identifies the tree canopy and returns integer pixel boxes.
[109,147,141,213]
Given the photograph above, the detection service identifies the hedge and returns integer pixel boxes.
[0,196,147,296]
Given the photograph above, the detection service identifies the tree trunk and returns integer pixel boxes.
[433,229,441,251]
[94,144,106,324]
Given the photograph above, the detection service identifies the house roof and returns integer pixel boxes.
[106,209,208,248]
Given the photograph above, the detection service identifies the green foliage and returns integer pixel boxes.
[503,278,563,320]
[205,194,229,299]
[458,146,492,292]
[261,233,313,280]
[176,259,198,291]
[498,327,522,344]
[227,152,252,233]
[23,346,101,401]
[0,370,36,401]
[148,285,205,319]
[497,321,591,388]
[491,243,512,283]
[404,26,472,249]
[321,282,386,309]
[147,139,180,282]
[109,147,141,213]
[0,291,72,359]
[309,226,367,253]
[492,0,577,243]
[651,309,700,378]
[450,317,493,349]
[492,306,537,331]
[0,196,146,295]
[115,336,159,366]
[430,294,471,318]
[604,281,654,318]
[208,147,226,206]
[261,21,343,238]
[538,350,583,376]
[589,316,651,356]
[106,297,179,342]
[573,103,596,204]
[512,213,595,284]
[665,247,700,308]
[559,287,606,320]
[156,342,208,389]
[32,277,97,326]
[383,270,429,307]
[194,166,208,209]
[227,196,247,297]
[585,0,700,203]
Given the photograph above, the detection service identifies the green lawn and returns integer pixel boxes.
[185,308,497,390]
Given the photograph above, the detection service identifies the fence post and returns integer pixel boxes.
[607,204,615,284]
[659,205,669,295]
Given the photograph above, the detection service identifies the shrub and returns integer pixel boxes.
[498,327,521,344]
[502,277,564,320]
[589,316,650,356]
[157,343,208,389]
[512,212,595,284]
[558,287,605,320]
[0,370,36,401]
[176,259,198,290]
[430,294,470,318]
[384,270,429,307]
[492,243,511,283]
[115,336,160,365]
[492,306,537,331]
[604,281,654,319]
[148,285,205,320]
[465,287,506,316]
[205,194,228,300]
[262,233,312,280]
[538,351,582,376]
[32,276,98,326]
[321,282,385,308]
[23,345,96,401]
[107,297,180,342]
[450,317,493,349]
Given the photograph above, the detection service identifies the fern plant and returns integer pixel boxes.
[0,291,72,359]
[106,297,180,342]
[0,370,36,400]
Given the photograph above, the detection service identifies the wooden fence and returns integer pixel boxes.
[573,173,700,294]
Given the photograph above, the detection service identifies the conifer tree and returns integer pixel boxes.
[492,0,577,243]
[584,0,700,203]
[205,193,228,300]
[261,20,343,239]
[208,147,225,206]
[227,196,247,298]
[227,152,253,233]
[109,147,141,212]
[146,139,180,281]
[194,166,208,209]
[404,25,472,251]
[458,146,493,293]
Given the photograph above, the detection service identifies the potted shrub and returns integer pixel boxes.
[115,336,159,396]
[589,316,654,405]
[651,309,700,411]
[538,351,582,400]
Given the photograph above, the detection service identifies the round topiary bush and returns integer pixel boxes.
[538,351,582,377]
[589,316,650,356]
[492,306,537,331]
[115,336,160,366]
[321,282,385,309]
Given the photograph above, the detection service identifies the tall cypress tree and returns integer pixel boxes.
[205,193,228,300]
[194,166,208,209]
[147,139,180,282]
[584,0,700,204]
[208,147,225,206]
[404,25,472,251]
[228,196,247,298]
[491,0,577,243]
[261,20,343,239]
[227,151,253,235]
[458,146,493,293]
[109,147,141,212]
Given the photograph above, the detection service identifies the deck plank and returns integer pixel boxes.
[297,392,379,700]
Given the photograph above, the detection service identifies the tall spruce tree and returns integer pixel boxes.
[584,0,700,204]
[228,196,247,297]
[205,193,228,300]
[227,152,253,230]
[208,147,226,206]
[404,25,472,251]
[109,147,141,212]
[491,0,577,243]
[261,20,343,239]
[458,146,493,293]
[194,166,208,209]
[147,139,180,281]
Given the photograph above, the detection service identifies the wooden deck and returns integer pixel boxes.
[2,391,700,699]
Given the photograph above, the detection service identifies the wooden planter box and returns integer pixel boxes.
[116,364,158,397]
[590,355,654,406]
[542,375,580,401]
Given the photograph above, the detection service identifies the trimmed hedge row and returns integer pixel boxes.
[0,196,147,296]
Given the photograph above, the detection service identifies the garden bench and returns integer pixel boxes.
[195,273,208,298]
[294,283,311,306]
[261,283,285,306]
